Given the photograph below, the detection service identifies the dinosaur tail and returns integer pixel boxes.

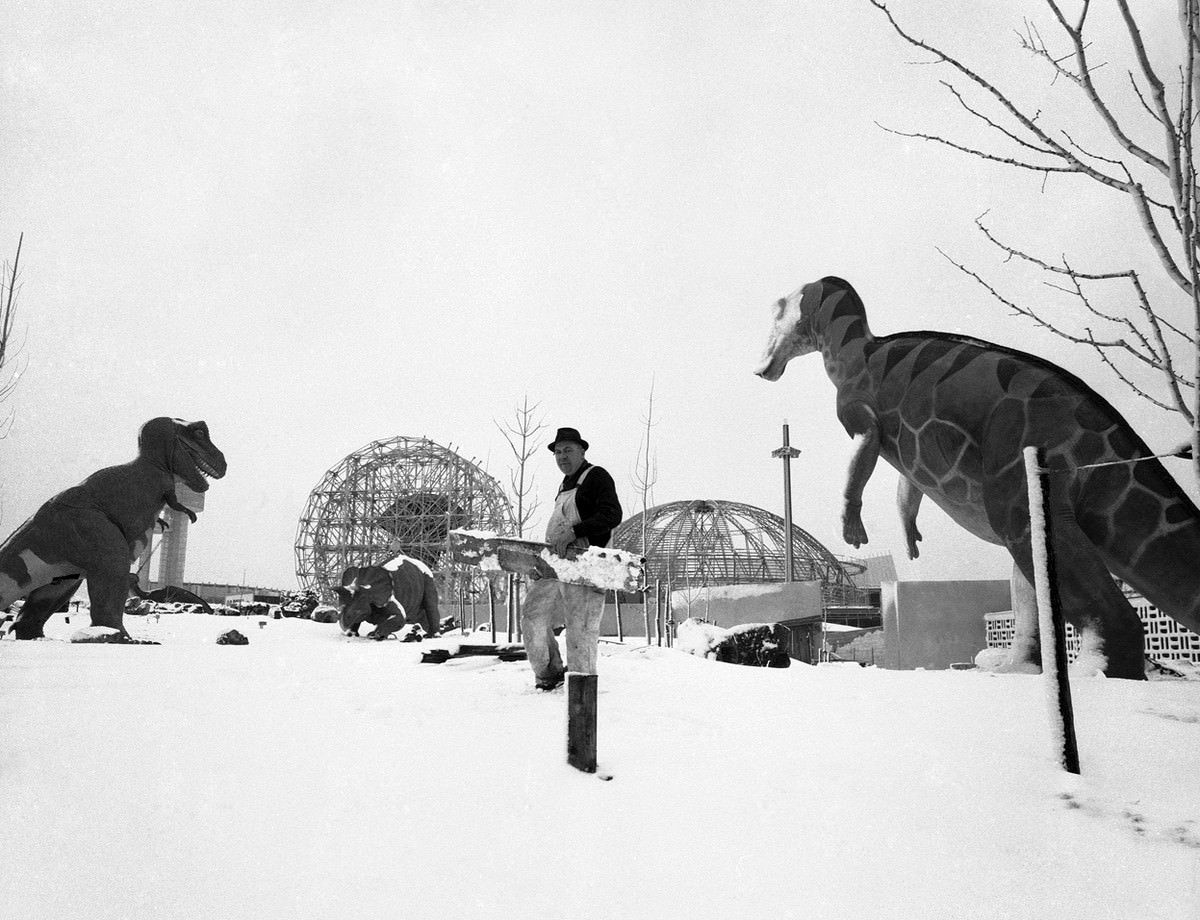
[1076,455,1200,636]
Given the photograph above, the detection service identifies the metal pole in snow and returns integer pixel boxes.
[1023,446,1081,775]
[772,420,802,582]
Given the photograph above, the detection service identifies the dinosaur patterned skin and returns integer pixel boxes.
[756,276,1200,679]
[336,553,441,640]
[0,418,226,640]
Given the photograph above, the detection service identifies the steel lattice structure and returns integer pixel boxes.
[611,499,863,605]
[295,436,513,600]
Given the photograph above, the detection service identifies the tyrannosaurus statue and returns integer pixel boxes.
[756,276,1200,679]
[0,418,227,640]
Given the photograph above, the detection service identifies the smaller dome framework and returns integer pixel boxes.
[611,499,862,604]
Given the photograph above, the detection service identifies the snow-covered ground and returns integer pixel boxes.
[2,612,1198,920]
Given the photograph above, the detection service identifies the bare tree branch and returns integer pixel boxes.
[631,377,659,525]
[494,395,548,538]
[867,0,1200,471]
[0,233,26,439]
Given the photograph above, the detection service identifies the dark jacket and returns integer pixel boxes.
[560,461,622,548]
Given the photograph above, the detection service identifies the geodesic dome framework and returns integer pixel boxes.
[611,499,862,605]
[295,436,513,601]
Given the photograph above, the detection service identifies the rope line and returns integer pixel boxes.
[1037,447,1191,474]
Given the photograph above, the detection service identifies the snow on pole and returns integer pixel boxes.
[1022,446,1081,775]
[488,580,497,638]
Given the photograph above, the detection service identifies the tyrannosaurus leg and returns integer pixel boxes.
[11,578,83,639]
[87,570,133,636]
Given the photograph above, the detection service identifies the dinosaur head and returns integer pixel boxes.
[755,276,861,381]
[755,281,824,381]
[335,566,392,636]
[138,417,228,493]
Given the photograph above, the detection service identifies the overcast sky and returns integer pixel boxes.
[2,0,1190,592]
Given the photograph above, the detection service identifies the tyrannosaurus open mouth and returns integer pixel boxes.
[173,420,228,492]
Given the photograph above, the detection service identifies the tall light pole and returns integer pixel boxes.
[771,419,802,582]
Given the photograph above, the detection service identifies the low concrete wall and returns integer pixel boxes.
[669,581,824,630]
[882,579,1010,671]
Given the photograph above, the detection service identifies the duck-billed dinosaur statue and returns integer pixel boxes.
[756,276,1200,680]
[0,418,227,640]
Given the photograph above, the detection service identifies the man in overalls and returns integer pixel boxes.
[522,427,623,691]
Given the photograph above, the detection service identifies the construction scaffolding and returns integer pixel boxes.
[294,436,514,602]
[611,499,864,606]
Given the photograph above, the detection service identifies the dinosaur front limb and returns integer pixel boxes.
[897,478,924,559]
[841,414,881,548]
[366,599,408,640]
[164,491,197,524]
[843,500,868,548]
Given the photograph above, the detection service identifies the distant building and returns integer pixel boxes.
[134,483,205,591]
[612,498,864,605]
[825,553,896,629]
[180,583,289,606]
[883,579,1011,670]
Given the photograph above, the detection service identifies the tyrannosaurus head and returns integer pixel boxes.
[756,276,862,381]
[138,417,228,493]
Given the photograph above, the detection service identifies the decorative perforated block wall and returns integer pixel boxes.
[985,591,1199,665]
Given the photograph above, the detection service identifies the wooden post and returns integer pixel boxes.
[504,575,513,642]
[665,586,672,648]
[511,575,520,642]
[615,592,624,642]
[488,580,497,638]
[1023,446,1081,775]
[567,673,598,773]
[644,585,653,645]
[662,582,672,647]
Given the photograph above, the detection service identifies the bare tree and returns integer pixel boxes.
[494,395,548,538]
[631,377,659,551]
[0,233,26,439]
[867,0,1200,482]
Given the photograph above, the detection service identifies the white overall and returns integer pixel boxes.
[546,466,592,553]
[522,467,606,682]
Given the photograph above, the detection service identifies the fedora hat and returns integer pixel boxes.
[548,427,589,452]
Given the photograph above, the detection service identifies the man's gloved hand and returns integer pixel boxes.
[546,520,576,557]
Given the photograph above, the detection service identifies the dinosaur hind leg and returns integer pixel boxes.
[86,570,132,636]
[1000,562,1040,673]
[1011,521,1145,680]
[10,578,83,639]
